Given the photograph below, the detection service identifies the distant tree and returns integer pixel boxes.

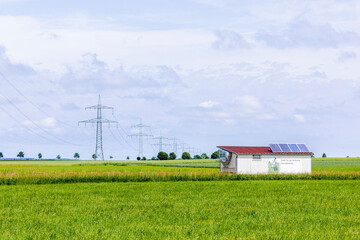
[74,153,80,159]
[169,152,176,160]
[182,152,191,160]
[0,152,3,159]
[38,153,42,159]
[157,152,169,160]
[92,154,97,160]
[109,156,113,159]
[17,151,24,159]
[201,153,209,159]
[193,154,201,159]
[56,155,61,160]
[211,151,219,159]
[126,156,130,160]
[137,156,141,160]
[322,153,327,158]
[142,157,146,160]
[151,156,156,160]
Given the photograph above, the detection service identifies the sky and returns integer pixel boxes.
[0,0,360,159]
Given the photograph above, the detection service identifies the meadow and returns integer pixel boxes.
[0,180,359,239]
[0,158,359,185]
[0,158,359,239]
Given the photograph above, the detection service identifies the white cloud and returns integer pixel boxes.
[22,117,57,128]
[212,30,251,50]
[199,101,220,108]
[256,19,360,48]
[234,96,262,113]
[294,114,305,123]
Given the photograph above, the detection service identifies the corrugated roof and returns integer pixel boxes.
[217,146,313,155]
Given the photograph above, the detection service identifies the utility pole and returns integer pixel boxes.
[152,132,171,153]
[128,119,152,157]
[78,95,117,161]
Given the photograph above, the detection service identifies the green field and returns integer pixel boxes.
[0,158,359,239]
[0,180,359,239]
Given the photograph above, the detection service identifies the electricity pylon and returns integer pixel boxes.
[168,138,180,155]
[152,132,171,153]
[128,119,152,157]
[78,95,117,160]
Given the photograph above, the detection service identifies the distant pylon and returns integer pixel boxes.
[78,95,118,160]
[153,132,171,153]
[128,119,152,157]
[168,138,180,155]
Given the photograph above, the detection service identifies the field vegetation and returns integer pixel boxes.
[0,180,359,239]
[0,158,358,185]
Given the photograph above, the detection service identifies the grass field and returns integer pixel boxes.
[0,180,359,239]
[0,158,358,239]
[0,158,359,185]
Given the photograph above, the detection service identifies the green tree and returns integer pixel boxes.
[92,154,97,160]
[137,156,141,160]
[109,156,113,159]
[182,152,191,160]
[193,154,201,159]
[151,156,156,160]
[0,152,3,159]
[201,153,209,159]
[17,151,24,159]
[142,157,146,160]
[169,152,176,160]
[38,153,42,159]
[157,152,169,160]
[322,153,327,158]
[74,153,80,159]
[211,151,219,159]
[126,156,130,160]
[56,155,61,160]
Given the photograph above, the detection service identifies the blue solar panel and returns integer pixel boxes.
[279,144,291,152]
[270,144,282,152]
[297,144,310,152]
[289,144,300,152]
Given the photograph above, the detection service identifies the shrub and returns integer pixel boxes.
[169,152,176,160]
[157,152,169,160]
[194,154,201,159]
[182,152,191,160]
[211,151,218,159]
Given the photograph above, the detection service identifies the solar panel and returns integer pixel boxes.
[288,144,300,152]
[297,144,310,152]
[269,144,282,152]
[279,144,291,152]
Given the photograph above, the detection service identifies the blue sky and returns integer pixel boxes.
[0,0,360,159]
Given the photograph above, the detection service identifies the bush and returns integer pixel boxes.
[142,157,146,161]
[182,152,191,160]
[322,153,327,158]
[157,152,169,160]
[201,153,209,159]
[137,157,141,161]
[193,154,201,159]
[169,152,176,160]
[211,151,219,159]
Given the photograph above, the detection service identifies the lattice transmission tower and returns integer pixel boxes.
[128,119,152,157]
[152,132,171,153]
[78,95,118,160]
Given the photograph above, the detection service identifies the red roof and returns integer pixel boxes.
[217,146,312,155]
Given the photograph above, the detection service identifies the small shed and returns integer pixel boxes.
[217,144,312,174]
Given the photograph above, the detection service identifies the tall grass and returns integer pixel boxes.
[0,171,359,185]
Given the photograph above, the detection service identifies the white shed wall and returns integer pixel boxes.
[234,154,311,174]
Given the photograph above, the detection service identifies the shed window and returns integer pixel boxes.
[253,154,261,160]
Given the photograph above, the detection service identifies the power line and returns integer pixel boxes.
[0,92,79,145]
[78,95,118,160]
[0,72,78,128]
